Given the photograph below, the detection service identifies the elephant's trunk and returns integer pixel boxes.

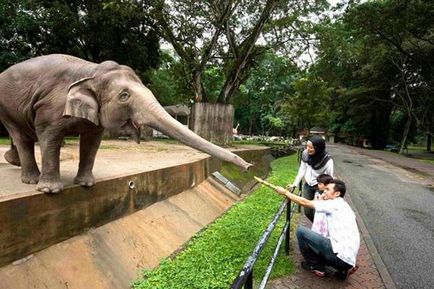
[135,92,252,170]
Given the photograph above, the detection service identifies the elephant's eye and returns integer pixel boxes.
[118,91,130,102]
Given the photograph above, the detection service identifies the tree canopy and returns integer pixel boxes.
[1,0,432,150]
[0,0,160,79]
[309,0,434,150]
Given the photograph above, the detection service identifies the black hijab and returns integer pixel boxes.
[301,135,331,170]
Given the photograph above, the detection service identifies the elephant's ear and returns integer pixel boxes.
[63,77,99,125]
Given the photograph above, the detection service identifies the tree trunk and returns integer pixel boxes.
[217,0,279,104]
[192,71,208,102]
[399,113,411,154]
[249,117,254,136]
[427,114,432,152]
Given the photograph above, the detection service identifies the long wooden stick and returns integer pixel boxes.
[254,176,280,190]
[254,176,294,194]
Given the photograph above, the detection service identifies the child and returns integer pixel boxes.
[311,174,334,237]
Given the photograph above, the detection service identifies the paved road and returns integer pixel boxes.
[329,144,434,289]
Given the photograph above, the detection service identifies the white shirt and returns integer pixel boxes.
[313,198,360,266]
[292,158,334,187]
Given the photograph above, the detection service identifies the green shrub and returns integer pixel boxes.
[133,154,299,289]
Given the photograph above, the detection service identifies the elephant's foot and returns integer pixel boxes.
[74,173,95,187]
[4,149,21,167]
[21,171,40,184]
[37,179,64,194]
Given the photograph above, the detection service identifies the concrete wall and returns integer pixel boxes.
[0,178,240,289]
[0,147,271,268]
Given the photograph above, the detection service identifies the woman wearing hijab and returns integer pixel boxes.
[289,135,334,222]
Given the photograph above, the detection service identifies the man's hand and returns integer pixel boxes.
[275,186,288,195]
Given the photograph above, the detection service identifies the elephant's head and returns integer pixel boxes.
[63,61,252,170]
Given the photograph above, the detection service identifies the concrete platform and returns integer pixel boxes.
[0,140,212,198]
[0,140,271,272]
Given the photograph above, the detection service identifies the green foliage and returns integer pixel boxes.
[203,66,225,103]
[281,76,331,131]
[389,110,417,144]
[311,0,434,148]
[146,51,192,105]
[0,1,36,70]
[232,52,300,136]
[151,0,328,104]
[0,0,160,79]
[133,154,299,289]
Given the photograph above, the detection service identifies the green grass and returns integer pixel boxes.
[233,140,288,147]
[0,137,10,145]
[420,159,434,165]
[133,154,299,289]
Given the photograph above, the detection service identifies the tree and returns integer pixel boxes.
[150,0,328,104]
[0,0,161,79]
[232,52,299,136]
[310,0,434,150]
[343,0,434,152]
[281,76,330,133]
[0,0,36,70]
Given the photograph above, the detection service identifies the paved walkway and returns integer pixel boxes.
[268,192,394,289]
[346,145,434,186]
[267,144,411,289]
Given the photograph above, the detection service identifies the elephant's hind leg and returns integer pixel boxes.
[14,137,40,184]
[4,141,21,167]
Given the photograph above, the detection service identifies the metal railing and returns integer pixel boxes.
[230,185,301,289]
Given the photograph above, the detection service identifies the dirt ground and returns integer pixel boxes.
[0,139,262,197]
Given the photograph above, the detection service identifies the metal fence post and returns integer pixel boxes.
[298,182,302,213]
[285,199,291,255]
[245,270,253,289]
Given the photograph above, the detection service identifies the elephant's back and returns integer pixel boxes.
[0,54,96,98]
[1,54,94,80]
[0,55,96,127]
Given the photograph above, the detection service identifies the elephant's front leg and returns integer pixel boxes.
[74,129,104,187]
[37,130,64,193]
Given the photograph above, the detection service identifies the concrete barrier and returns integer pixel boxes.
[0,145,271,269]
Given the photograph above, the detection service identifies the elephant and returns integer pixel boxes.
[0,54,252,193]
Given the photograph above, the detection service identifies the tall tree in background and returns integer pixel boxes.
[345,0,434,152]
[312,0,434,151]
[233,52,299,136]
[150,0,327,104]
[0,0,160,79]
[148,0,327,143]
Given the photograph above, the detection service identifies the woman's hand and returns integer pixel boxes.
[275,186,288,195]
[285,183,295,190]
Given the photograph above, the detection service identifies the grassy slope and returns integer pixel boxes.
[133,154,299,289]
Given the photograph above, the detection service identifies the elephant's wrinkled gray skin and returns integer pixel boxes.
[0,54,252,193]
